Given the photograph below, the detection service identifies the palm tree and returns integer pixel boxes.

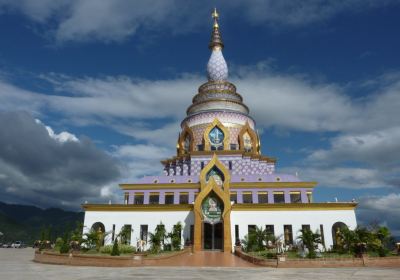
[119,225,133,245]
[241,226,266,252]
[82,228,108,252]
[338,227,356,253]
[82,229,99,251]
[148,222,167,253]
[297,229,322,258]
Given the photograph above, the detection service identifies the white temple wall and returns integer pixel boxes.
[84,211,194,249]
[84,209,356,251]
[230,209,357,250]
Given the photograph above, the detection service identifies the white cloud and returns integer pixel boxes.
[283,166,390,190]
[35,119,79,143]
[114,144,171,161]
[234,73,357,132]
[2,66,400,140]
[307,127,400,166]
[2,64,400,192]
[112,144,173,182]
[357,193,400,236]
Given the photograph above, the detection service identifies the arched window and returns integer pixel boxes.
[332,222,348,247]
[209,126,224,151]
[91,222,106,246]
[206,166,224,186]
[243,132,253,152]
[183,134,191,153]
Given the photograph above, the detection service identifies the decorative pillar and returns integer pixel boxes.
[159,192,165,204]
[237,190,243,203]
[189,191,195,204]
[252,191,258,204]
[268,191,274,204]
[144,192,150,204]
[173,191,179,204]
[284,191,290,203]
[301,190,308,203]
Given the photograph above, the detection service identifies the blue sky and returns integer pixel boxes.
[0,1,399,234]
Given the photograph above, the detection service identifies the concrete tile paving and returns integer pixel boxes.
[1,248,399,280]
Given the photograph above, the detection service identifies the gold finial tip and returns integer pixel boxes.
[212,8,219,19]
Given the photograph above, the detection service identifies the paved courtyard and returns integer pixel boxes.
[1,248,399,280]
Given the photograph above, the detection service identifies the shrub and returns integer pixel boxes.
[100,244,135,254]
[111,240,120,256]
[260,251,277,259]
[60,242,70,254]
[54,237,64,251]
[119,244,135,254]
[100,245,113,254]
[163,244,172,251]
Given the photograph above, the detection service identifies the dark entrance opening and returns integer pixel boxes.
[203,222,223,250]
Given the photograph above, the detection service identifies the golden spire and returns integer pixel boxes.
[209,8,224,50]
[212,8,219,28]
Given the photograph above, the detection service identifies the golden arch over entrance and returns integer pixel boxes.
[193,154,232,252]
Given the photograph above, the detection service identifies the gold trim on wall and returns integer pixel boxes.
[120,183,200,190]
[82,204,193,212]
[82,202,357,212]
[231,182,318,188]
[232,202,357,211]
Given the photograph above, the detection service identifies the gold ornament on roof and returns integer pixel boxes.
[212,8,219,28]
[209,8,224,50]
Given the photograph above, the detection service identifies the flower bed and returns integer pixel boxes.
[33,247,191,267]
[234,247,400,268]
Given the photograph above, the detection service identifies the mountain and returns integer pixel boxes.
[0,202,83,244]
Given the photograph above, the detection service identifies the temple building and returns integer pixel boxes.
[83,9,357,252]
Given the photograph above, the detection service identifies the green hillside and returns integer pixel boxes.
[0,202,83,244]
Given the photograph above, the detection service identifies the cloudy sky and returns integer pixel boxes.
[0,0,399,234]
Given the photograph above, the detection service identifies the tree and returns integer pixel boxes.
[81,228,108,252]
[119,225,132,245]
[70,222,84,244]
[241,226,267,252]
[168,222,182,251]
[111,238,120,256]
[297,229,322,258]
[336,225,394,257]
[148,222,167,253]
[337,227,356,254]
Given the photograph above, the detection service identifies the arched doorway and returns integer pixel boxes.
[202,194,224,250]
[91,222,106,246]
[332,222,348,246]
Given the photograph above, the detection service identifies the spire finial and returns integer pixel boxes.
[207,8,228,81]
[212,8,219,28]
[209,8,223,50]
